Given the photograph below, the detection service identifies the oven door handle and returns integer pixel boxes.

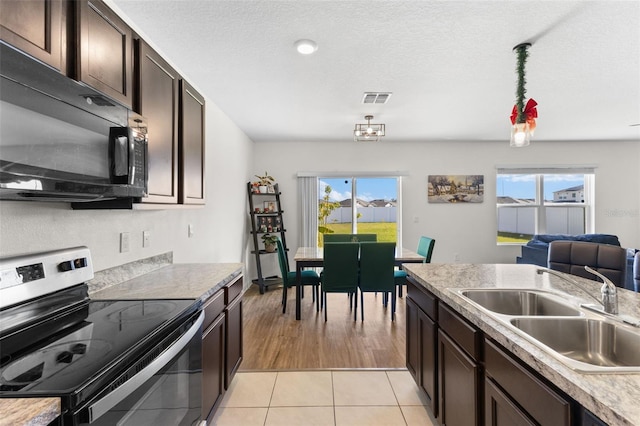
[87,311,204,423]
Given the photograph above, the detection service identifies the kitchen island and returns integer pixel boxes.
[403,263,640,426]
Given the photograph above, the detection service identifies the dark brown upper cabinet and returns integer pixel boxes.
[179,80,206,205]
[77,0,133,108]
[135,39,179,204]
[0,0,67,73]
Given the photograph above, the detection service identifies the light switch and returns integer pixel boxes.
[120,232,130,253]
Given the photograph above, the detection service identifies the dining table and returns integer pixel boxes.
[293,246,425,320]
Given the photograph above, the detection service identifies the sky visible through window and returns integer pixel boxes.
[320,178,397,202]
[497,174,585,201]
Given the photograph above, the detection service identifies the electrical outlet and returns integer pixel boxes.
[413,216,419,223]
[143,231,150,248]
[188,224,194,238]
[454,253,460,262]
[120,232,130,253]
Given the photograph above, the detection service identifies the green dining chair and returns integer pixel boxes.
[277,239,321,314]
[320,242,360,321]
[359,242,397,320]
[323,233,377,243]
[395,236,435,297]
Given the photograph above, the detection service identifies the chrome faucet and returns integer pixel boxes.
[536,267,618,315]
[584,266,618,315]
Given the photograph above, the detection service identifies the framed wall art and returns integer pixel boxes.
[427,175,484,203]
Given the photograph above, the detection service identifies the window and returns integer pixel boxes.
[496,168,595,244]
[317,176,401,246]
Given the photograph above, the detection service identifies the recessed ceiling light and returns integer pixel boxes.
[294,39,318,55]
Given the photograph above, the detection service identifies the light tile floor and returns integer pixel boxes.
[211,370,437,426]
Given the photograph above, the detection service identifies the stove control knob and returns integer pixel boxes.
[57,261,74,272]
[71,343,87,355]
[57,351,74,364]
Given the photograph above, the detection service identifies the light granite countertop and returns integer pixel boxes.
[89,263,244,301]
[0,398,60,426]
[403,263,640,426]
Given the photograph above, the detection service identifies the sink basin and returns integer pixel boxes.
[510,317,640,371]
[460,289,581,316]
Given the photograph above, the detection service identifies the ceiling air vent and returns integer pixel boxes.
[362,92,392,104]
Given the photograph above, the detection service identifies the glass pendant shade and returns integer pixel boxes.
[510,122,531,147]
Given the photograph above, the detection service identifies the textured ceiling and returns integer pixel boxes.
[109,0,640,143]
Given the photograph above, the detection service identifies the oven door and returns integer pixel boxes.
[75,311,203,426]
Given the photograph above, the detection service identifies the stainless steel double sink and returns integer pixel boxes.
[456,289,640,373]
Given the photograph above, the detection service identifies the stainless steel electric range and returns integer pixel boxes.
[0,247,204,425]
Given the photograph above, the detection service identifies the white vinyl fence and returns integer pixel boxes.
[327,206,397,223]
[498,206,585,235]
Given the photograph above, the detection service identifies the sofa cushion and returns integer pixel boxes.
[548,240,627,287]
[518,234,622,269]
[530,234,621,247]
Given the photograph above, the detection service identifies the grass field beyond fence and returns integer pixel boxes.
[319,222,397,246]
[496,232,532,244]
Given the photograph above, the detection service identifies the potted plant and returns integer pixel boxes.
[261,233,278,253]
[254,171,275,193]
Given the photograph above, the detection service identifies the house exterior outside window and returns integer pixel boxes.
[496,168,595,244]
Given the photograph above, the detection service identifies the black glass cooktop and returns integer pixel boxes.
[0,298,196,395]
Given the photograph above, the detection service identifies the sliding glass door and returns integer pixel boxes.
[318,176,399,245]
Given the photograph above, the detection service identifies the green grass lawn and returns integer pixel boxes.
[496,232,532,244]
[320,225,529,245]
[319,222,397,246]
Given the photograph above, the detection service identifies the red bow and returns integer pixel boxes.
[510,98,538,131]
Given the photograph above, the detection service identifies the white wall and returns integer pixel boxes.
[0,100,253,271]
[253,140,640,268]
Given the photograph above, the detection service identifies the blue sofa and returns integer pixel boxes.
[516,234,638,291]
[517,234,621,267]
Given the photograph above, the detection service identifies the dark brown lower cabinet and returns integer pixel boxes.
[406,278,607,426]
[484,339,571,426]
[225,296,243,389]
[201,275,243,421]
[419,307,437,413]
[406,283,438,415]
[406,297,420,380]
[438,329,480,426]
[485,378,535,426]
[202,313,225,423]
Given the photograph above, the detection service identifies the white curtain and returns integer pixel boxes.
[298,176,318,247]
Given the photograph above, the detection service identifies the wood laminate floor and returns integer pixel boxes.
[240,284,406,370]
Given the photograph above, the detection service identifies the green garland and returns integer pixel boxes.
[514,44,529,124]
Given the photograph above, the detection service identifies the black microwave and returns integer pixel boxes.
[0,41,148,204]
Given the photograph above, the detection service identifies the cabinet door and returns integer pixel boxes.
[225,297,243,389]
[77,0,133,108]
[405,297,420,381]
[202,313,225,423]
[418,308,437,415]
[137,40,179,203]
[0,0,65,72]
[438,330,479,426]
[485,378,535,426]
[179,80,205,204]
[485,339,572,426]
